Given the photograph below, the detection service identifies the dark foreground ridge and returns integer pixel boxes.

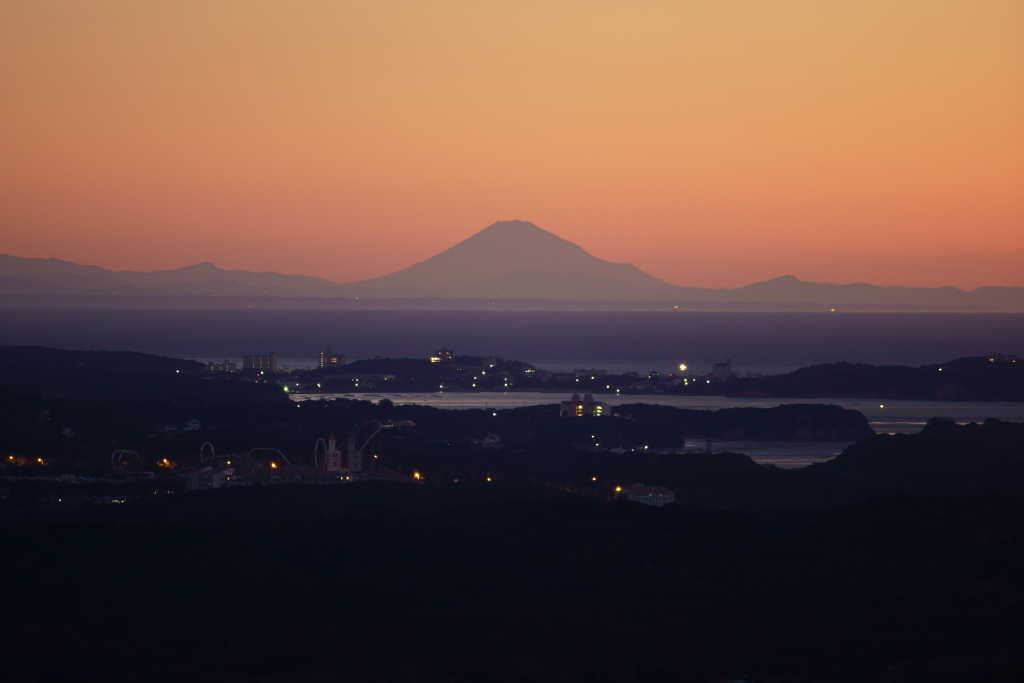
[2,489,1023,681]
[2,346,1024,680]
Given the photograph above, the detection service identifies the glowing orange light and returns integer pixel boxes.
[270,461,279,469]
[614,485,623,493]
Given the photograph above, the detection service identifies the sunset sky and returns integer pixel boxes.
[2,0,1021,288]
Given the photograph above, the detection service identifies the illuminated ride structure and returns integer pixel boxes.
[110,449,143,472]
[312,422,391,478]
[110,448,175,473]
[199,441,216,465]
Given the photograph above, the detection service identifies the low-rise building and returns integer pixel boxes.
[429,348,456,363]
[319,347,346,368]
[179,466,230,492]
[559,393,608,417]
[207,360,238,373]
[622,484,675,507]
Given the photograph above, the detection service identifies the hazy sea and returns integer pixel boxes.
[4,309,1023,376]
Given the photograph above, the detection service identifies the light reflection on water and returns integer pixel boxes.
[291,392,1024,469]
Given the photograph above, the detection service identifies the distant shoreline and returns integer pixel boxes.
[5,295,1024,312]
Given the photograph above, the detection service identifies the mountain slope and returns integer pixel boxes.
[340,220,682,300]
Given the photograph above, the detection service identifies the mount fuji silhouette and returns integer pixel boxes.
[340,220,681,300]
[1,220,1021,310]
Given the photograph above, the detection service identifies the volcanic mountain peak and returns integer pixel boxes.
[338,219,679,300]
[440,220,588,260]
[472,219,576,243]
[177,261,220,272]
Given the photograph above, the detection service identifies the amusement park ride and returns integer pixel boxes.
[111,421,397,485]
[313,421,391,476]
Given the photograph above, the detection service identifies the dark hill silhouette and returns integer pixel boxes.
[813,418,1024,496]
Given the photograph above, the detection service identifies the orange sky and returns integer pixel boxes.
[2,0,1021,288]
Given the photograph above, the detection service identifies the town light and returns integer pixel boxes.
[270,461,279,469]
[614,485,623,493]
[413,470,422,480]
[678,363,688,372]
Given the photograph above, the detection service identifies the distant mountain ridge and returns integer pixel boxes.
[0,253,343,297]
[2,220,1022,311]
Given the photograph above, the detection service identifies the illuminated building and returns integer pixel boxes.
[559,393,608,417]
[428,348,455,363]
[319,346,346,368]
[243,352,278,373]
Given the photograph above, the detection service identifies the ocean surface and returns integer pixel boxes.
[5,309,1023,376]
[291,391,1024,469]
